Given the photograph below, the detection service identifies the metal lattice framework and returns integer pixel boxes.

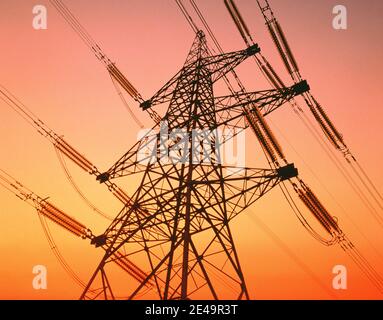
[1,0,382,301]
[81,31,304,300]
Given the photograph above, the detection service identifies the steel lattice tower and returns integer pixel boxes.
[82,31,308,300]
[1,0,382,300]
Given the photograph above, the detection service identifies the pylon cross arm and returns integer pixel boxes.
[151,80,310,134]
[213,79,310,121]
[193,164,298,221]
[201,44,260,83]
[139,45,261,111]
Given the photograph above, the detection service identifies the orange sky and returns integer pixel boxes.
[0,0,382,299]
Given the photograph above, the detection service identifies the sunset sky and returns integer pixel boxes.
[0,0,382,299]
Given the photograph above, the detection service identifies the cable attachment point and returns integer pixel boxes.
[277,163,298,181]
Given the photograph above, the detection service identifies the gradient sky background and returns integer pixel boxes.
[0,0,382,299]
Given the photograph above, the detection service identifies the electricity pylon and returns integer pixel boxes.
[81,31,308,300]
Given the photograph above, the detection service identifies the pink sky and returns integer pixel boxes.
[0,0,382,299]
